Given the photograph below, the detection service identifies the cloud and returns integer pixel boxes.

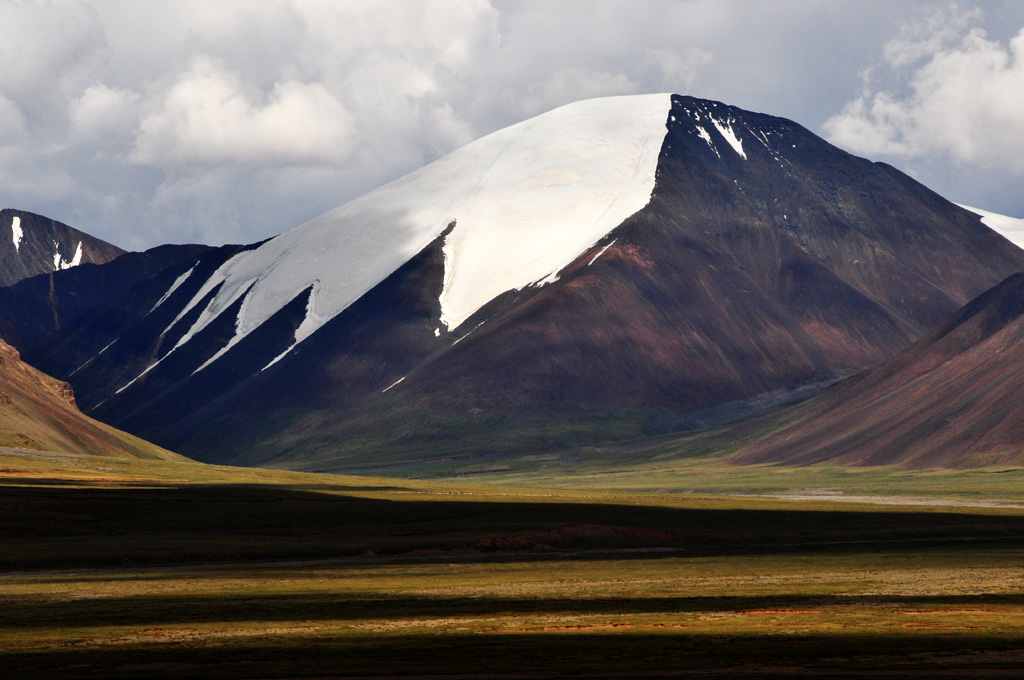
[132,59,354,165]
[2,1,1023,250]
[508,68,641,121]
[0,95,27,141]
[0,0,105,128]
[71,85,139,147]
[824,9,1024,173]
[646,48,713,92]
[880,4,983,67]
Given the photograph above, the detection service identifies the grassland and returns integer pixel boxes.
[459,452,1024,503]
[4,448,1024,677]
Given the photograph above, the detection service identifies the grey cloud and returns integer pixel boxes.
[0,0,1022,250]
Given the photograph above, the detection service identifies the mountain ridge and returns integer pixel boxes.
[731,270,1024,468]
[0,336,182,461]
[0,209,125,287]
[7,94,1024,471]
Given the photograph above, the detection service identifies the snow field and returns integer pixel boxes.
[160,94,673,373]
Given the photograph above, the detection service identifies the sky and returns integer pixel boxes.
[1,0,1024,250]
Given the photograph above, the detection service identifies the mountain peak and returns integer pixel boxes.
[16,94,1024,471]
[141,93,673,376]
[0,209,124,287]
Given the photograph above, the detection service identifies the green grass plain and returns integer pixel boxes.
[4,448,1024,677]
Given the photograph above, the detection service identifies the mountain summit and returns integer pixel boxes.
[0,209,124,287]
[119,93,671,376]
[20,94,1024,472]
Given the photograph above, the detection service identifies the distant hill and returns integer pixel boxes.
[0,242,216,355]
[733,272,1024,468]
[0,336,182,460]
[0,209,124,287]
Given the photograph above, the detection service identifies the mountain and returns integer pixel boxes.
[958,205,1024,250]
[0,243,215,354]
[0,209,124,287]
[0,336,180,460]
[732,271,1024,469]
[15,94,1024,472]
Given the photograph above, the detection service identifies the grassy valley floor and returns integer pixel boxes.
[4,448,1024,677]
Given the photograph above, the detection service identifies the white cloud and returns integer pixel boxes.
[508,68,640,121]
[824,11,1024,173]
[132,59,354,165]
[0,1,104,96]
[71,84,139,145]
[881,5,983,67]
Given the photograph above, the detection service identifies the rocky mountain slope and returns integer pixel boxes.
[0,209,124,287]
[0,243,214,354]
[959,205,1024,250]
[10,94,1024,472]
[733,271,1024,468]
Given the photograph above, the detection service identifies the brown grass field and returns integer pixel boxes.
[3,448,1024,678]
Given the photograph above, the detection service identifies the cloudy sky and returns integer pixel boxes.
[2,0,1023,250]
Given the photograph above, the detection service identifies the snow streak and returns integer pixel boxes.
[11,216,22,253]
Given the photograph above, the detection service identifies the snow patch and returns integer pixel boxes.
[709,116,746,159]
[434,94,669,329]
[452,320,485,346]
[167,94,671,365]
[115,361,161,394]
[53,240,84,271]
[588,238,618,266]
[149,265,196,315]
[68,339,117,377]
[11,216,22,253]
[66,241,83,268]
[695,126,720,158]
[262,348,292,372]
[191,284,258,375]
[958,204,1024,250]
[381,376,405,393]
[533,270,561,287]
[260,284,317,371]
[750,128,772,148]
[163,265,249,355]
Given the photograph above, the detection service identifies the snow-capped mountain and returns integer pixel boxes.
[14,94,1024,471]
[125,94,670,379]
[0,209,124,287]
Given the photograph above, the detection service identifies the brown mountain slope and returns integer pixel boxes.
[33,96,1024,471]
[0,337,181,461]
[732,272,1024,469]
